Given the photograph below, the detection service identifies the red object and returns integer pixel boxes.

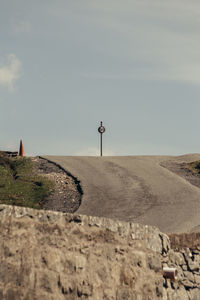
[19,140,25,157]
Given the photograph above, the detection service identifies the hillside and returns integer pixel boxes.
[44,154,200,233]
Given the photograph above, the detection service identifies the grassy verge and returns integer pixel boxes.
[0,152,54,209]
[186,160,200,174]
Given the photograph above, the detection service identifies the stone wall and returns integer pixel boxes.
[162,244,200,299]
[0,204,199,299]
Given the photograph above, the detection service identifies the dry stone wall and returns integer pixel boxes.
[162,247,200,299]
[0,204,199,299]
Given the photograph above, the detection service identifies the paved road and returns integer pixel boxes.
[44,154,200,233]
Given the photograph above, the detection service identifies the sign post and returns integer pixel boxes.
[98,121,106,157]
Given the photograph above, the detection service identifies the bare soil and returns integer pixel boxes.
[31,157,82,213]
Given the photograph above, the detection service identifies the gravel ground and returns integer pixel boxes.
[31,157,82,213]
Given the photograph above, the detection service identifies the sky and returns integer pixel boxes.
[1,0,200,156]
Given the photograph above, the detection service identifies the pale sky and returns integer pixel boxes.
[1,0,200,156]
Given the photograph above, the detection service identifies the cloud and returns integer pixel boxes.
[75,147,115,156]
[49,1,200,85]
[0,54,22,90]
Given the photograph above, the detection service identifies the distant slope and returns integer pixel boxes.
[44,154,200,233]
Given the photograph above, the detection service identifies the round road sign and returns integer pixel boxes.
[98,126,105,134]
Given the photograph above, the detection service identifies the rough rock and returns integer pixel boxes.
[1,204,200,299]
[0,205,167,300]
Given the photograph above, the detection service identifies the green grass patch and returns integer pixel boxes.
[0,152,54,209]
[186,160,200,174]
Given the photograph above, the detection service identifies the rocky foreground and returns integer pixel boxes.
[0,205,200,300]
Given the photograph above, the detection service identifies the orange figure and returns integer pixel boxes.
[19,140,25,157]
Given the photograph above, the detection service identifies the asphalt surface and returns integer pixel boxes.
[44,154,200,233]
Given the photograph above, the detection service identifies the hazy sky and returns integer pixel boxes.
[1,0,200,156]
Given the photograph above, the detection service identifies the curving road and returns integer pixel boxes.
[44,154,200,233]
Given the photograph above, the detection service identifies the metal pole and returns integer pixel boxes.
[100,132,102,156]
[98,121,105,157]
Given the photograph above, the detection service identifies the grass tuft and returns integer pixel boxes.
[0,152,54,209]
